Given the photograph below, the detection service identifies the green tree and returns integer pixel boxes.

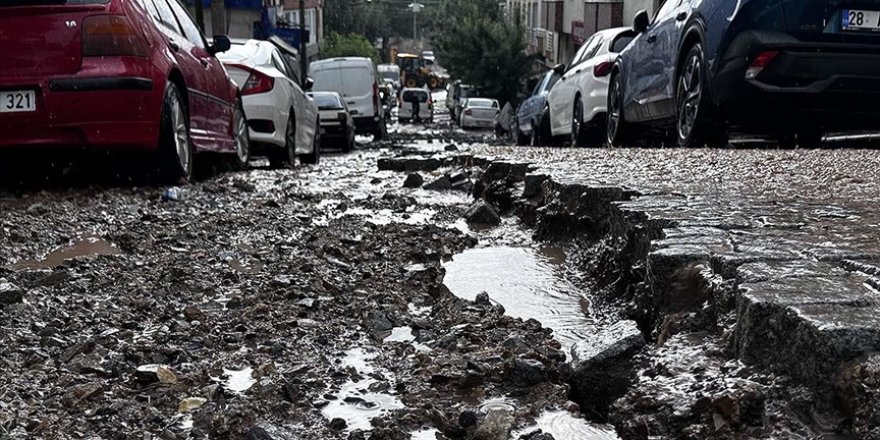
[430,0,535,105]
[321,32,381,64]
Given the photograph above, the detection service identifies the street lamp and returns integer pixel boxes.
[409,2,424,48]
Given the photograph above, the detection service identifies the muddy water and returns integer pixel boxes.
[9,235,121,270]
[514,410,619,440]
[321,349,405,431]
[443,246,594,352]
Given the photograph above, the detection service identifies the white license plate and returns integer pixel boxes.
[842,9,880,31]
[1,90,37,113]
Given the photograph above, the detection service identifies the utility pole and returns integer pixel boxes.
[299,0,308,82]
[195,0,205,32]
[211,0,226,35]
[409,3,423,49]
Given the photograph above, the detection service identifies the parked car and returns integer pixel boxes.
[608,0,880,148]
[545,27,636,147]
[0,0,248,181]
[514,71,561,145]
[446,81,475,123]
[459,98,500,129]
[309,57,387,140]
[398,88,434,123]
[308,92,355,153]
[378,64,402,91]
[217,39,320,167]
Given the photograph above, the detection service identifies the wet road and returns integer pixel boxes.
[2,93,879,440]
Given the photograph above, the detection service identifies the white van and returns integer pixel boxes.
[309,57,386,139]
[398,88,433,123]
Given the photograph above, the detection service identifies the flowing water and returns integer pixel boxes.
[9,235,121,270]
[443,246,595,353]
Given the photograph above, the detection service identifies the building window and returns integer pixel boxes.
[584,2,623,35]
[284,8,317,44]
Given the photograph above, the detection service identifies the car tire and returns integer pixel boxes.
[343,130,355,153]
[570,98,585,148]
[531,112,547,147]
[231,99,250,170]
[270,115,296,169]
[514,120,528,146]
[797,127,824,148]
[607,72,631,147]
[156,81,193,183]
[301,118,321,165]
[676,44,728,148]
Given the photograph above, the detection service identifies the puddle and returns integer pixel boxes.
[443,246,594,353]
[218,367,255,395]
[9,235,121,270]
[513,410,619,440]
[383,326,416,343]
[322,349,405,431]
[344,207,437,226]
[478,397,516,414]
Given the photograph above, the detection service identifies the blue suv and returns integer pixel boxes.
[607,0,880,148]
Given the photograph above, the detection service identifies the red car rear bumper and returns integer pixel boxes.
[0,60,164,152]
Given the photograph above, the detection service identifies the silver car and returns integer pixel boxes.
[459,98,500,129]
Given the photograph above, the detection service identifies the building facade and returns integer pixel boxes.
[188,0,323,61]
[508,0,659,70]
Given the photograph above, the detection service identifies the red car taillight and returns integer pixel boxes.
[231,64,275,95]
[593,61,614,77]
[745,51,779,80]
[82,15,148,57]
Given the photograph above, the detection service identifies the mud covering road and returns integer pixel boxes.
[0,124,607,440]
[2,99,879,440]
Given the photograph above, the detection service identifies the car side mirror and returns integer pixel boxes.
[633,10,649,33]
[304,77,314,91]
[209,35,231,55]
[552,63,566,75]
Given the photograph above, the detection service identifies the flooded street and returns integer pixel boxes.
[1,94,879,440]
[444,246,595,352]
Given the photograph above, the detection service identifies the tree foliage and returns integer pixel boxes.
[324,0,412,52]
[430,0,535,105]
[321,32,381,64]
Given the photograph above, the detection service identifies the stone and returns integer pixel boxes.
[178,397,207,413]
[569,320,645,416]
[233,179,256,192]
[0,281,24,305]
[473,409,515,440]
[459,410,478,427]
[183,304,205,322]
[246,427,274,440]
[329,418,348,430]
[475,292,491,306]
[505,356,547,387]
[156,366,177,384]
[402,173,424,188]
[366,311,393,332]
[835,353,880,440]
[423,176,452,191]
[465,201,501,226]
[377,157,441,172]
[445,144,459,151]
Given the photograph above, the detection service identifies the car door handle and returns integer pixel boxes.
[574,69,582,74]
[647,34,657,43]
[168,40,179,52]
[676,12,687,21]
[200,58,210,67]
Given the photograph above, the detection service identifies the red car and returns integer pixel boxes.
[0,0,249,181]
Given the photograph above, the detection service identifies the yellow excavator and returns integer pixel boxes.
[393,51,443,90]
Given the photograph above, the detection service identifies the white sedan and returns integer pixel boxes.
[217,39,320,166]
[545,27,636,147]
[459,98,500,129]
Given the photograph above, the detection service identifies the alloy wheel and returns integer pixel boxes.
[170,91,191,173]
[571,100,583,147]
[607,77,621,144]
[233,104,250,163]
[677,53,703,143]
